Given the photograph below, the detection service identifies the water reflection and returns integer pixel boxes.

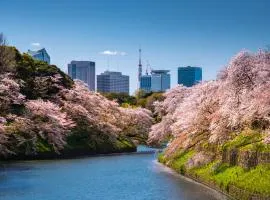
[0,149,226,200]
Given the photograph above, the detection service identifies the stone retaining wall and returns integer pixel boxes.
[222,149,270,169]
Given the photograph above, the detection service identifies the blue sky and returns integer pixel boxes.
[1,0,270,94]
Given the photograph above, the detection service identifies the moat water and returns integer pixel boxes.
[0,146,225,200]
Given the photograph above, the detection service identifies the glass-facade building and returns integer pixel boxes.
[140,75,151,93]
[178,66,202,87]
[150,70,170,92]
[27,48,50,64]
[97,71,129,94]
[68,61,95,91]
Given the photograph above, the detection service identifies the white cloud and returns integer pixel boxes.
[100,50,127,56]
[31,42,40,47]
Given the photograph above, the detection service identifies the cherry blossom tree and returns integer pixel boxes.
[61,80,122,135]
[24,99,75,152]
[0,74,25,113]
[148,85,190,145]
[149,50,270,155]
[119,107,153,139]
[61,80,153,139]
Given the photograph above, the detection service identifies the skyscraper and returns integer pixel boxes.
[150,70,170,92]
[178,66,202,87]
[140,74,151,93]
[27,48,50,64]
[97,71,129,94]
[68,61,95,91]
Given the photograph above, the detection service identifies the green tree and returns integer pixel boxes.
[0,33,17,73]
[101,92,137,106]
[145,92,164,112]
[16,54,73,99]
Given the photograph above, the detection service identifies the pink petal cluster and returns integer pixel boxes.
[0,74,25,111]
[148,50,270,152]
[61,80,153,137]
[25,99,75,152]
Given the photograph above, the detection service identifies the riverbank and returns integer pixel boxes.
[158,131,270,200]
[153,160,229,200]
[158,155,270,200]
[0,136,137,161]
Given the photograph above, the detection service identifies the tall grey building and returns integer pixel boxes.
[68,61,95,91]
[150,70,170,92]
[27,48,50,64]
[178,66,202,87]
[97,71,129,94]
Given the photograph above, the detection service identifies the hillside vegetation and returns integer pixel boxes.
[149,50,270,199]
[0,37,153,159]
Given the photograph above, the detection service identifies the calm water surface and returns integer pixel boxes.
[0,147,225,200]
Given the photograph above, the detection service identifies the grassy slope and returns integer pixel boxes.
[158,130,270,198]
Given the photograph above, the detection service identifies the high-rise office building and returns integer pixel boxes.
[140,70,171,93]
[150,70,170,92]
[178,66,202,87]
[140,74,151,93]
[27,48,50,64]
[97,71,129,94]
[68,61,95,91]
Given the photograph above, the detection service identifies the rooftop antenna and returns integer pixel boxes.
[138,47,142,88]
[150,66,153,74]
[146,60,150,75]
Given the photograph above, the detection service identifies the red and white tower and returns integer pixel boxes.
[138,48,142,88]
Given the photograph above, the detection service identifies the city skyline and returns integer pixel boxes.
[1,0,270,94]
[178,66,202,87]
[68,60,96,91]
[97,70,129,94]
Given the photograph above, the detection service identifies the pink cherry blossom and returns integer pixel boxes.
[148,50,270,154]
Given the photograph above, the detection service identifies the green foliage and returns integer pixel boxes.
[121,103,137,108]
[36,138,53,153]
[66,130,92,150]
[190,161,270,195]
[115,136,136,150]
[15,54,73,99]
[236,164,270,195]
[222,129,269,152]
[101,92,137,106]
[0,33,19,72]
[161,150,270,195]
[135,89,151,99]
[168,150,195,174]
[240,142,270,152]
[159,129,270,196]
[66,129,136,154]
[158,152,166,164]
[145,92,164,112]
[135,91,165,119]
[101,91,165,112]
[136,98,147,107]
